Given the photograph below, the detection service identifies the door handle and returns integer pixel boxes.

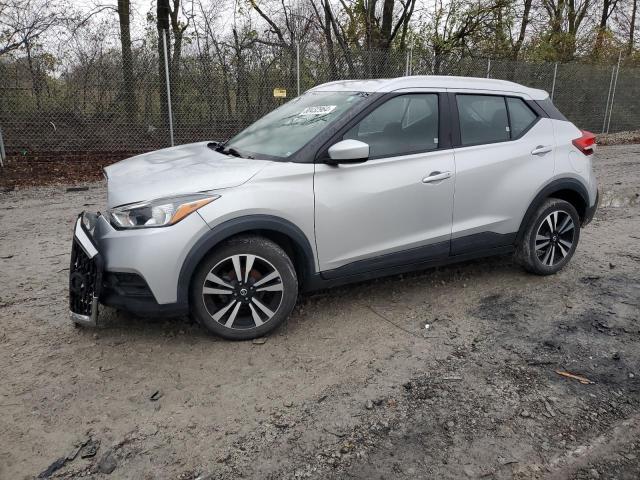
[422,171,452,183]
[531,145,553,155]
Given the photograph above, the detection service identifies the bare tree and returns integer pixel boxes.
[249,0,314,88]
[309,0,357,77]
[310,0,338,79]
[0,0,63,57]
[193,0,233,118]
[427,0,502,73]
[540,0,591,61]
[360,0,417,51]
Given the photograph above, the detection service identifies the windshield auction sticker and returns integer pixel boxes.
[298,105,337,116]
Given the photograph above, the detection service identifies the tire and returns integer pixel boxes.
[190,235,298,340]
[516,198,581,275]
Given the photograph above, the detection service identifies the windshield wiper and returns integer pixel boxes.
[212,141,244,158]
[221,146,255,159]
[223,146,243,157]
[210,140,255,159]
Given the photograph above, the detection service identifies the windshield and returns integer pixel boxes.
[224,91,369,160]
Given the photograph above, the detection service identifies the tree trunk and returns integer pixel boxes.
[433,45,443,75]
[327,8,355,77]
[232,29,249,128]
[117,0,136,123]
[551,0,567,60]
[25,41,42,110]
[511,0,532,60]
[380,0,394,47]
[212,40,232,117]
[398,0,415,50]
[628,0,637,55]
[323,0,337,80]
[593,0,612,58]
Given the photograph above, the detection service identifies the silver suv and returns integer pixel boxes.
[70,76,599,339]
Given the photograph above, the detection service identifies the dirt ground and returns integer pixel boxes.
[0,145,639,480]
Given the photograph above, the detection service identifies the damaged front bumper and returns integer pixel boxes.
[69,212,103,326]
[69,209,202,325]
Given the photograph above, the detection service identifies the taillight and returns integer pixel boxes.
[572,130,596,156]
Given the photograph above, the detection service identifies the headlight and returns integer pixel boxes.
[108,193,219,229]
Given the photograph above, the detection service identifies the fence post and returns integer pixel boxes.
[0,126,5,168]
[296,41,301,96]
[606,51,622,134]
[409,42,413,75]
[486,58,491,78]
[405,50,410,76]
[602,66,616,134]
[551,63,558,100]
[162,29,175,147]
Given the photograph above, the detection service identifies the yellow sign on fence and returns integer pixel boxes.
[273,88,287,98]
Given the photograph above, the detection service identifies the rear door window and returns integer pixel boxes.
[456,95,509,146]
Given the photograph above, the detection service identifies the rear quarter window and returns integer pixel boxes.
[536,98,568,121]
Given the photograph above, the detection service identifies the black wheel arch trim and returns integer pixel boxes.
[516,178,590,244]
[177,214,317,306]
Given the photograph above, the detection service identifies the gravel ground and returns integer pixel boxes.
[0,145,639,480]
[597,130,640,146]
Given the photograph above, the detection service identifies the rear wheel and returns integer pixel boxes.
[517,198,580,275]
[190,236,298,340]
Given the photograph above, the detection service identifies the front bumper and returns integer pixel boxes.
[69,214,103,326]
[69,210,210,324]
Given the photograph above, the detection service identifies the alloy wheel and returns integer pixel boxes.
[201,254,284,330]
[534,210,575,267]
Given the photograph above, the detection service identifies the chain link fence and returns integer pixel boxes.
[1,41,639,164]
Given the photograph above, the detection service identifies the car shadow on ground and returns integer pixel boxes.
[84,254,522,341]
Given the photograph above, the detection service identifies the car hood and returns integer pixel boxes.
[104,142,272,207]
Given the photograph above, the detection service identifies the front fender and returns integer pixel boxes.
[176,214,317,306]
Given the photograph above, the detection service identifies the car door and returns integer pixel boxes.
[450,91,556,255]
[313,92,456,275]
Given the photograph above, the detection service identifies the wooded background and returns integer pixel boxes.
[0,0,638,162]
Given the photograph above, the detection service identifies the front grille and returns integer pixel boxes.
[69,239,102,316]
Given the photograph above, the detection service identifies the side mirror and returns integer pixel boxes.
[327,139,369,165]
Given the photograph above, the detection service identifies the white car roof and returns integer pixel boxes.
[309,75,549,100]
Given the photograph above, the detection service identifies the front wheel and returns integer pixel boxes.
[190,236,298,340]
[516,198,581,275]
